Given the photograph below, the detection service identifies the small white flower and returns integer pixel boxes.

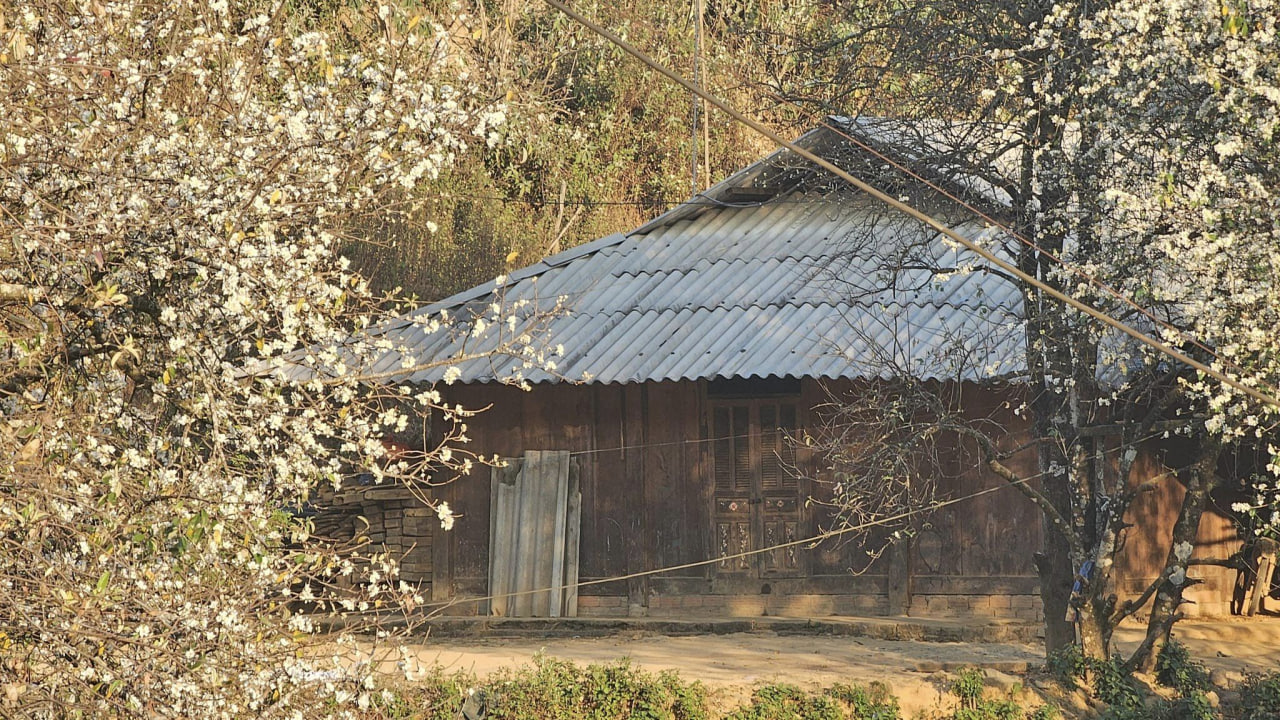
[436,502,456,531]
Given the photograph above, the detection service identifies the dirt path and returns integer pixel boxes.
[405,631,1044,715]
[387,617,1280,716]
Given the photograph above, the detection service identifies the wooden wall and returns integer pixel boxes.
[422,378,1243,618]
[1117,450,1243,617]
[805,379,1046,618]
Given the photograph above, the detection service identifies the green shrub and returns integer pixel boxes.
[952,698,1022,720]
[950,668,986,710]
[1096,706,1149,720]
[1087,654,1143,710]
[724,683,843,720]
[825,681,901,720]
[479,656,707,720]
[1046,644,1087,689]
[1027,706,1060,720]
[1154,640,1211,696]
[385,669,477,720]
[942,668,1030,720]
[660,669,710,720]
[1240,671,1280,720]
[1095,693,1220,720]
[1172,690,1216,720]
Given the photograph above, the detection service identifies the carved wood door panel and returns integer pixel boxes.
[711,400,804,578]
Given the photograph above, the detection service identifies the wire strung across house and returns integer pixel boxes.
[538,0,1280,412]
[406,425,1171,615]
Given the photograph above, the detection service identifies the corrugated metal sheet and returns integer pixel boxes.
[362,200,1024,385]
[341,121,1031,386]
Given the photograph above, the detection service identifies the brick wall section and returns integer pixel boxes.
[582,593,1039,620]
[578,596,629,617]
[907,594,1044,622]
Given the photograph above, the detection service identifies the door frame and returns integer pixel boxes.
[706,389,807,580]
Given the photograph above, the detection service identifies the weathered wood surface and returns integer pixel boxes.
[887,538,914,615]
[623,384,647,613]
[565,461,583,617]
[487,460,521,617]
[487,450,578,617]
[437,378,1240,616]
[1247,538,1279,617]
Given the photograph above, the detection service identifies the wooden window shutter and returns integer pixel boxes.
[760,403,798,490]
[779,404,797,489]
[760,404,780,489]
[731,406,750,492]
[713,406,732,492]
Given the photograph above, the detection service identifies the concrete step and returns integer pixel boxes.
[414,615,1042,643]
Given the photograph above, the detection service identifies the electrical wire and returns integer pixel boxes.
[538,0,1280,412]
[409,425,1175,614]
[569,430,753,456]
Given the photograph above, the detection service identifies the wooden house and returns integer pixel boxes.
[344,119,1242,620]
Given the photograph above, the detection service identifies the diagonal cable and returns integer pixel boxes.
[540,0,1280,411]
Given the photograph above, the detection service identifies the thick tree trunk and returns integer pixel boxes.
[1130,443,1221,672]
[1024,227,1077,657]
[1037,476,1077,654]
[1078,603,1111,660]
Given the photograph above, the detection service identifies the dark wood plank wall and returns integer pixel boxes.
[1117,450,1242,615]
[923,382,1042,589]
[643,381,708,578]
[433,378,1241,613]
[587,384,628,591]
[804,380,1045,595]
[800,379,891,589]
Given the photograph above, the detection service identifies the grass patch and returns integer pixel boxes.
[373,667,905,720]
[374,657,706,720]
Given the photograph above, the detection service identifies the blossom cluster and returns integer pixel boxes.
[0,1,533,716]
[1026,1,1280,527]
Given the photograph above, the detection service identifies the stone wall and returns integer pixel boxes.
[577,592,1041,621]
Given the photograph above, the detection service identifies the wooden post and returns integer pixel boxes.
[1247,537,1279,617]
[548,451,571,617]
[487,460,521,616]
[623,384,648,615]
[564,459,583,617]
[887,537,914,616]
[431,484,453,605]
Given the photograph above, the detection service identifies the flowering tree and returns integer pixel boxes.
[1069,0,1280,666]
[761,0,1280,666]
[0,1,545,715]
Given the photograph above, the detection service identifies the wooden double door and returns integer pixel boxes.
[711,399,805,578]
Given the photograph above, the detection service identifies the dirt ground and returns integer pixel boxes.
[388,617,1280,717]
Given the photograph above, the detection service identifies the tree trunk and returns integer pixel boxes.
[1037,477,1077,654]
[1130,442,1220,672]
[1078,601,1111,660]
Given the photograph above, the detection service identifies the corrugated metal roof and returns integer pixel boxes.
[351,121,1029,385]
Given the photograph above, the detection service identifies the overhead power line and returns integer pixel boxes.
[540,0,1280,411]
[409,426,1170,615]
[805,116,1240,387]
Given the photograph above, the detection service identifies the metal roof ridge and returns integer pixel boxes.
[629,126,832,237]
